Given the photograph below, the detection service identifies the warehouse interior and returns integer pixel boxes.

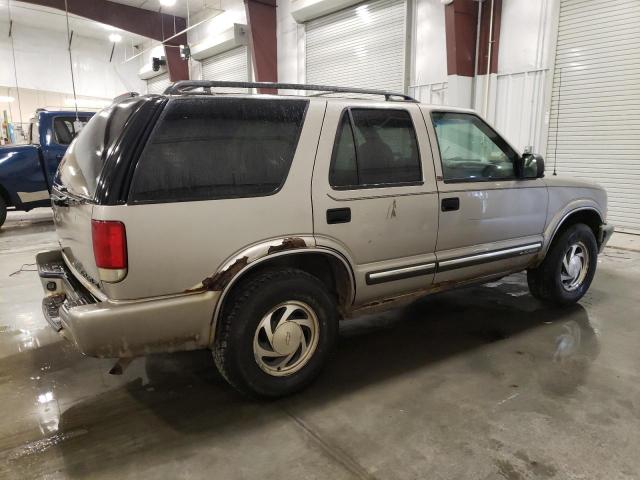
[1,0,639,478]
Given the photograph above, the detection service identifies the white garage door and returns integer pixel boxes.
[547,0,640,233]
[305,0,407,93]
[201,46,250,93]
[147,72,171,95]
[202,46,249,82]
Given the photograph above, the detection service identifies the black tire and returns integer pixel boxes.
[213,268,338,398]
[0,196,6,228]
[527,223,598,305]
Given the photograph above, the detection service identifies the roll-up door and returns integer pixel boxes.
[201,46,250,93]
[202,46,249,82]
[147,72,171,95]
[547,0,640,233]
[305,0,407,92]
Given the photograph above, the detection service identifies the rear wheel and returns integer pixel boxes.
[527,223,598,305]
[213,268,338,398]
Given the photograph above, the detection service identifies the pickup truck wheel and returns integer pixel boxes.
[0,196,6,228]
[213,268,338,398]
[527,224,598,305]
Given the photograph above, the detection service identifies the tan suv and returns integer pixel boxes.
[37,81,613,397]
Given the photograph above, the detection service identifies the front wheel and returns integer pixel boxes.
[527,223,598,305]
[213,268,338,398]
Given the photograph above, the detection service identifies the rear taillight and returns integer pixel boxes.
[92,220,127,282]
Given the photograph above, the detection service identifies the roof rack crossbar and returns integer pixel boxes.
[163,81,417,102]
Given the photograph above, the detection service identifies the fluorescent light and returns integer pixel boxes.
[109,33,122,43]
[159,0,176,6]
[0,96,15,102]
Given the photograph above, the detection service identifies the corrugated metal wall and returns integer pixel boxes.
[493,69,548,153]
[547,0,640,233]
[305,0,407,92]
[146,73,171,95]
[409,82,448,105]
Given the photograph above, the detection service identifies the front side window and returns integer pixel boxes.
[431,112,517,182]
[130,98,308,203]
[329,108,422,189]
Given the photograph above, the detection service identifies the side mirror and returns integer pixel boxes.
[517,153,545,179]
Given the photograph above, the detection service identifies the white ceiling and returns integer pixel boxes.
[0,0,222,44]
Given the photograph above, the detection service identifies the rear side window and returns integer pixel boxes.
[329,109,422,189]
[55,98,142,198]
[129,98,308,203]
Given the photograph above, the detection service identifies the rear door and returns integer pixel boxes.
[425,109,548,284]
[312,100,439,306]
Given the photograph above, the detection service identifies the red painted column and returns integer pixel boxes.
[444,0,478,78]
[477,0,502,75]
[245,0,278,93]
[444,0,478,107]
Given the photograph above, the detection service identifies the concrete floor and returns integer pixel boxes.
[1,209,639,480]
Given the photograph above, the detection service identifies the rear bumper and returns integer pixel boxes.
[598,223,614,252]
[37,249,219,358]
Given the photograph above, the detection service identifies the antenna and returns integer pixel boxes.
[7,4,23,132]
[552,68,562,176]
[64,0,79,121]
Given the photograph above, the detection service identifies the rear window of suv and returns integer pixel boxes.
[55,98,143,199]
[129,97,308,203]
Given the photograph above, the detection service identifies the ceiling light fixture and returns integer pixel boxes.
[0,96,15,102]
[159,0,177,6]
[109,33,122,43]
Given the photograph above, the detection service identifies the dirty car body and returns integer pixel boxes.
[36,82,614,397]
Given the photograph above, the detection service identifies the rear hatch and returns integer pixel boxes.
[52,98,147,293]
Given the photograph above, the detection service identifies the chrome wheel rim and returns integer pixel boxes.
[560,241,590,291]
[253,300,319,376]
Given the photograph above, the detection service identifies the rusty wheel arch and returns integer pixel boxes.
[207,247,355,346]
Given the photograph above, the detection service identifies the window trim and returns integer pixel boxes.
[329,107,424,191]
[127,97,310,205]
[430,111,519,184]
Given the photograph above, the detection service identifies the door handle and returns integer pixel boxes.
[441,197,460,212]
[326,208,351,224]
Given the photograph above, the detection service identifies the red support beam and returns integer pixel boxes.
[444,0,478,77]
[476,0,502,75]
[19,0,189,81]
[245,0,277,93]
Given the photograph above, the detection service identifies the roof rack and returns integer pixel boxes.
[163,81,417,102]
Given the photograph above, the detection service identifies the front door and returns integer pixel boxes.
[42,116,89,188]
[312,101,439,305]
[424,109,548,284]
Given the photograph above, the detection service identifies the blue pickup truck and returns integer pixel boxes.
[0,110,94,227]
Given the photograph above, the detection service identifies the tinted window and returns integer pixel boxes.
[330,109,421,188]
[55,98,141,198]
[130,98,308,203]
[431,112,517,182]
[53,117,89,145]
